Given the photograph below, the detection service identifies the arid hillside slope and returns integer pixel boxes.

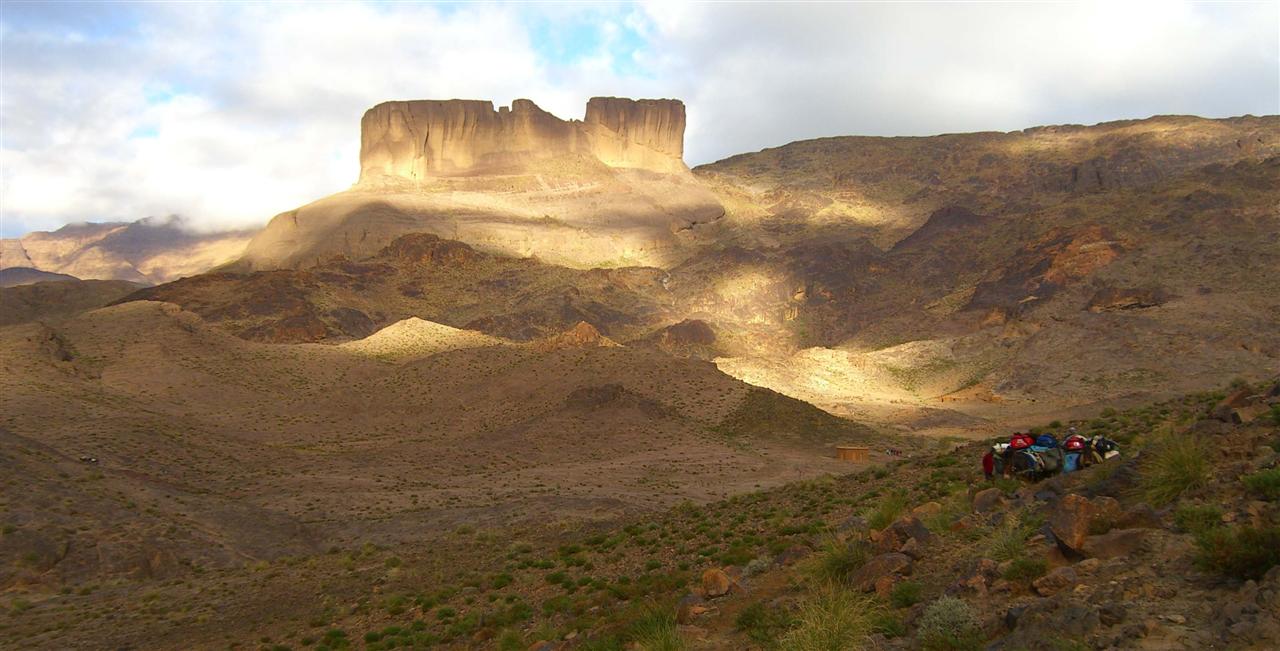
[1,217,253,284]
[0,301,881,595]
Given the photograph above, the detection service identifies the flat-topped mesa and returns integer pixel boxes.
[358,97,688,182]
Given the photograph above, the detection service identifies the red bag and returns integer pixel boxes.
[1009,433,1035,449]
[982,451,995,478]
[1063,434,1087,451]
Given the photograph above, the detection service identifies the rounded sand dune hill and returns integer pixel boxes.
[339,316,506,359]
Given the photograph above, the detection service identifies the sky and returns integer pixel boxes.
[1,1,1277,237]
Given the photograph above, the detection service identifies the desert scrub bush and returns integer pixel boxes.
[805,538,870,585]
[628,605,687,651]
[1001,557,1047,582]
[1194,525,1280,580]
[917,596,983,651]
[866,491,909,530]
[735,601,793,644]
[777,584,879,651]
[1141,434,1209,505]
[1173,504,1223,535]
[1242,468,1280,500]
[985,513,1037,562]
[889,581,922,608]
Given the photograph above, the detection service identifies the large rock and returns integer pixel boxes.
[1049,494,1095,555]
[1032,566,1078,596]
[973,487,1005,513]
[700,568,733,598]
[849,553,912,592]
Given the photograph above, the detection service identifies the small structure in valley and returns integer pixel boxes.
[835,445,870,462]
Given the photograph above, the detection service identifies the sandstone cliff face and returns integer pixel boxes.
[583,97,685,172]
[358,97,688,181]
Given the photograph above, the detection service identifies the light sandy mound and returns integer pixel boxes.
[340,317,504,359]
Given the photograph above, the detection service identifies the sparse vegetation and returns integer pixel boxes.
[1194,525,1280,580]
[917,596,983,651]
[777,584,880,651]
[1140,434,1210,505]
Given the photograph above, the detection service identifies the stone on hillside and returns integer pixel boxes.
[1081,528,1148,560]
[835,515,869,541]
[888,515,932,544]
[912,501,943,517]
[900,536,923,559]
[1049,494,1094,556]
[676,593,709,624]
[849,552,912,592]
[1211,403,1243,424]
[874,575,898,598]
[1033,566,1078,597]
[973,487,1004,513]
[700,568,732,598]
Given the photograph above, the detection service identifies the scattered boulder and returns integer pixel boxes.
[1048,494,1095,556]
[973,487,1004,513]
[700,568,732,598]
[1210,403,1243,424]
[849,553,912,592]
[1081,528,1148,560]
[1032,566,1078,597]
[912,502,943,517]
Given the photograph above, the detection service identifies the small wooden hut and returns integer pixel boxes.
[835,445,870,462]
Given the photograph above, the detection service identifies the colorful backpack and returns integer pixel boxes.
[1035,433,1059,449]
[1010,433,1035,450]
[1063,452,1081,473]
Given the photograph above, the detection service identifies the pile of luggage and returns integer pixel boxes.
[982,430,1120,482]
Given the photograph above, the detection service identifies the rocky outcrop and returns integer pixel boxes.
[583,97,685,172]
[359,97,688,181]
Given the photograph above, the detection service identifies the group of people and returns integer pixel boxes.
[982,428,1120,482]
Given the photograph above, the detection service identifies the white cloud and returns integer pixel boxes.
[1,1,1275,236]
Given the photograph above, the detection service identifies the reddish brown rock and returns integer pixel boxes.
[1033,566,1079,596]
[1049,494,1094,555]
[974,487,1004,513]
[849,553,912,592]
[700,568,732,598]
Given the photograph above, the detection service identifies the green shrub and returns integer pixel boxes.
[870,611,905,638]
[1195,525,1280,580]
[1141,434,1210,505]
[1242,468,1280,500]
[496,630,525,651]
[777,584,879,651]
[867,492,909,530]
[889,581,922,608]
[628,606,687,651]
[986,513,1037,562]
[806,538,870,585]
[917,596,983,651]
[1001,557,1047,582]
[1173,504,1222,534]
[735,601,793,644]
